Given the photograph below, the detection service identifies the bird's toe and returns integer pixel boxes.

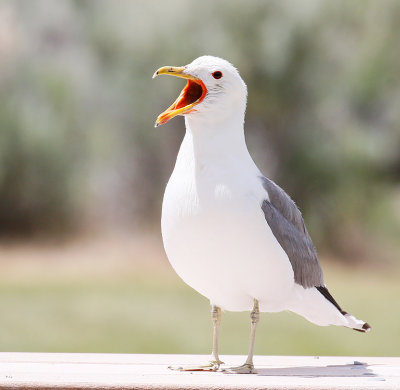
[223,363,256,374]
[168,360,223,372]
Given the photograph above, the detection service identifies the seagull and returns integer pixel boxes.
[153,56,370,374]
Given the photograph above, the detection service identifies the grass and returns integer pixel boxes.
[0,236,398,356]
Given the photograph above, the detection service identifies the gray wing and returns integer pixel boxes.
[260,176,324,288]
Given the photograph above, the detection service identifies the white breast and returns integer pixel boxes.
[161,134,295,312]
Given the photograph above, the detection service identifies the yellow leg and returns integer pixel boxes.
[169,305,224,371]
[224,299,259,374]
[210,305,224,367]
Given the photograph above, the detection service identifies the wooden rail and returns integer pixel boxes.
[0,353,399,389]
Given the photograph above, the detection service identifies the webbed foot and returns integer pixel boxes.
[168,359,224,372]
[223,363,256,374]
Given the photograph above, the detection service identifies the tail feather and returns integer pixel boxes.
[345,313,371,333]
[316,286,371,333]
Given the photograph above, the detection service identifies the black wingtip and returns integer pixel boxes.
[353,322,371,333]
[316,286,346,314]
[363,322,371,331]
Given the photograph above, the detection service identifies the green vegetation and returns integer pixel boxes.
[0,1,399,262]
[0,263,398,356]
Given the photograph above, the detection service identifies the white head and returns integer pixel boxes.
[153,56,247,127]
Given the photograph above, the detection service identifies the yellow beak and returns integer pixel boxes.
[153,66,192,80]
[153,66,207,127]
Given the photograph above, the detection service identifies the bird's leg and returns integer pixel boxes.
[210,305,224,368]
[224,299,259,374]
[168,305,223,371]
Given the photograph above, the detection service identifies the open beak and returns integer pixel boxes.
[153,66,207,127]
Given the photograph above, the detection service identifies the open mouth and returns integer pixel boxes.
[153,66,207,127]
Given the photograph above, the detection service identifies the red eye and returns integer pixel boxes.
[212,71,223,79]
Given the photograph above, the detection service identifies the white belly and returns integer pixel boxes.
[161,169,295,312]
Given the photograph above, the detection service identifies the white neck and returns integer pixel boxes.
[184,110,250,165]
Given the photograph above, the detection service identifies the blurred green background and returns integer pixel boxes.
[0,0,399,357]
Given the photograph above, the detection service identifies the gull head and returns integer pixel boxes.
[153,56,247,127]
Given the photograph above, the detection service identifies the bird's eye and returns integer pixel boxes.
[212,71,223,79]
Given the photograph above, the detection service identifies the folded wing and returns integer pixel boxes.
[260,176,323,288]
